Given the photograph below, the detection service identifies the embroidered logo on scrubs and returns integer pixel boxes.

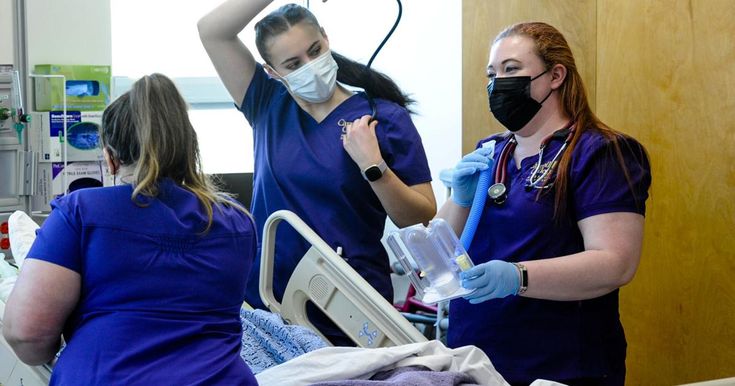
[358,321,379,346]
[525,160,558,190]
[338,118,350,140]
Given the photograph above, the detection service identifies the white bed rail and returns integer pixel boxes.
[259,210,428,348]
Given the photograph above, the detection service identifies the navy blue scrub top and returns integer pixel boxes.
[448,129,651,384]
[28,180,258,385]
[239,64,432,312]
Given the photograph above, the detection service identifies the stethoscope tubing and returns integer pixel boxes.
[490,125,575,204]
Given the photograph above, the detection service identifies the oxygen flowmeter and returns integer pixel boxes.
[0,69,30,144]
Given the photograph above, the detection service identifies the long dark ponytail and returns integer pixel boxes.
[331,51,414,111]
[254,3,414,111]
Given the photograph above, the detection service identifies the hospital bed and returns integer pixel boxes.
[258,209,427,348]
[0,210,510,385]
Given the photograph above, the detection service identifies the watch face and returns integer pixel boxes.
[365,166,383,182]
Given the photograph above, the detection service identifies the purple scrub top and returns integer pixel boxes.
[448,129,651,384]
[238,64,432,323]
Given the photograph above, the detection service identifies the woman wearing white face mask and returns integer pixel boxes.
[198,1,436,345]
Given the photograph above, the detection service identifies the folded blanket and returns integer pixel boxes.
[240,308,328,373]
[256,340,509,386]
[309,365,479,386]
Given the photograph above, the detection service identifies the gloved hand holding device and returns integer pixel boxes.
[460,260,521,304]
[451,146,495,207]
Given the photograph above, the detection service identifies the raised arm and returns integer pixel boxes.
[198,0,272,106]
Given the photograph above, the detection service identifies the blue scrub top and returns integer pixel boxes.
[448,129,651,384]
[239,64,432,312]
[28,180,258,385]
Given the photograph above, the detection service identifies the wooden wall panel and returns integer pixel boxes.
[597,1,735,385]
[461,0,596,153]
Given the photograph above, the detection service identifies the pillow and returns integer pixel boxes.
[8,210,40,269]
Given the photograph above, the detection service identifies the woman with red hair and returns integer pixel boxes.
[438,22,651,385]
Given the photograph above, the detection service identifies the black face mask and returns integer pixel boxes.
[487,70,552,132]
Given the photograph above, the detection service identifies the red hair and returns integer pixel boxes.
[495,22,641,220]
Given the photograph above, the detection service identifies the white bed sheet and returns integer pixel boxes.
[256,339,509,386]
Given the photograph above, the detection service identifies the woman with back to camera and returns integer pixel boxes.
[438,22,652,385]
[3,73,259,385]
[198,0,436,344]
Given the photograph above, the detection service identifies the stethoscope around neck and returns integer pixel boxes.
[487,124,576,205]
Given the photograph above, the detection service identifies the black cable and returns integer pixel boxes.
[367,0,402,69]
[366,0,402,121]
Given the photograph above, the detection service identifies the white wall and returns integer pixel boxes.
[25,0,111,67]
[309,0,461,205]
[0,0,14,64]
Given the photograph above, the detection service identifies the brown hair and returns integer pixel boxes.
[254,3,414,110]
[101,73,249,232]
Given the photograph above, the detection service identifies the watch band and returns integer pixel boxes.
[513,262,528,295]
[361,160,387,182]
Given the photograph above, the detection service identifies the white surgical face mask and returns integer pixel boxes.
[281,50,339,103]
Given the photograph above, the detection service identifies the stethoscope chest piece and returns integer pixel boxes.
[488,182,507,205]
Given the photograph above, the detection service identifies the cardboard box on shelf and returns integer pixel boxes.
[29,111,104,163]
[32,161,109,212]
[33,64,111,112]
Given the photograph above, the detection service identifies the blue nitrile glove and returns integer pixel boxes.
[451,146,495,207]
[460,260,520,304]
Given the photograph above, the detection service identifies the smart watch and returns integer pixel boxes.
[361,160,387,182]
[513,263,528,295]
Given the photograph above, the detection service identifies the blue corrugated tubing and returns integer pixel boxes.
[459,167,492,251]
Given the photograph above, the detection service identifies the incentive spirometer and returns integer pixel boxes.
[382,219,475,305]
